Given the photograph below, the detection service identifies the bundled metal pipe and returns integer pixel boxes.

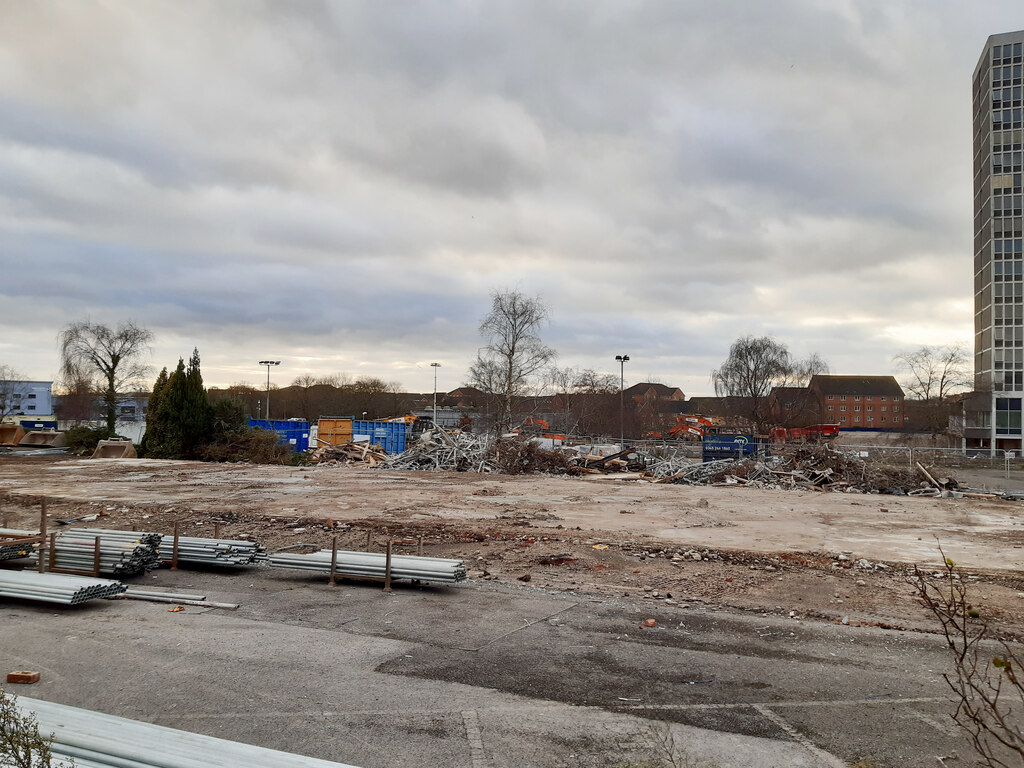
[156,535,266,567]
[0,527,41,561]
[15,696,361,768]
[0,571,126,605]
[37,530,161,576]
[268,549,467,583]
[67,528,266,568]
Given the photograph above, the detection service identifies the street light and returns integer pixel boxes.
[431,362,441,428]
[258,361,280,420]
[615,354,630,448]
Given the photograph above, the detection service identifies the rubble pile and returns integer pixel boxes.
[316,430,954,494]
[661,444,949,495]
[491,438,581,476]
[309,442,389,466]
[379,428,497,472]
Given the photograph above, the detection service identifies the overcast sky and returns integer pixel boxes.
[0,2,1017,396]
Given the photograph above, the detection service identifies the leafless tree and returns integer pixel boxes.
[469,290,556,434]
[59,320,153,432]
[53,369,97,423]
[547,366,619,436]
[291,374,318,422]
[711,336,828,433]
[0,364,27,421]
[315,373,352,388]
[894,344,972,437]
[913,548,1024,767]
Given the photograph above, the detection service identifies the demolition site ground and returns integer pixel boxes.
[2,455,1024,767]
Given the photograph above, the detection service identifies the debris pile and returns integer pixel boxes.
[309,442,389,466]
[660,445,950,495]
[492,438,581,476]
[379,429,496,472]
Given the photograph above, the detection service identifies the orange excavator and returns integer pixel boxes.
[648,414,724,440]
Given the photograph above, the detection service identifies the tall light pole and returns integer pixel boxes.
[431,362,441,428]
[615,354,629,448]
[259,361,280,420]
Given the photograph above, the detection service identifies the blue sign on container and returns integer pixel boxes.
[21,420,58,430]
[702,434,759,462]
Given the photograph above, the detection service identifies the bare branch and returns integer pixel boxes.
[58,320,153,432]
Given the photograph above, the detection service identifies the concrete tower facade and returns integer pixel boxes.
[969,31,1024,452]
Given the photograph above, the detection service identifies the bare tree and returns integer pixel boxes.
[913,549,1024,766]
[59,320,153,432]
[547,366,618,436]
[291,374,318,422]
[53,369,97,423]
[0,364,26,421]
[469,290,556,434]
[315,372,352,388]
[895,344,972,437]
[711,336,828,433]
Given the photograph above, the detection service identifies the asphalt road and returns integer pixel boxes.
[0,563,985,768]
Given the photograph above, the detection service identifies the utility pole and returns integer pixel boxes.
[431,362,441,428]
[615,354,629,448]
[259,361,280,420]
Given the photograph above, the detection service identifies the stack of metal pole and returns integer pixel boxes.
[0,571,126,605]
[268,549,467,583]
[155,535,266,566]
[15,696,362,768]
[0,528,39,561]
[43,529,161,576]
[67,527,265,567]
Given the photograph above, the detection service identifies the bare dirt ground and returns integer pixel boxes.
[2,454,1024,638]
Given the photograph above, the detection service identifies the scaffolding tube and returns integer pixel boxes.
[268,549,467,583]
[15,696,362,768]
[0,571,126,605]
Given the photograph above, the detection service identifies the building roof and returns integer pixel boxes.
[623,382,683,400]
[809,375,904,397]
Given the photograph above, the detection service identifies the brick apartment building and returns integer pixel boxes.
[808,375,906,430]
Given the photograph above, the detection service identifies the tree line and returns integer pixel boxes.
[0,305,977,456]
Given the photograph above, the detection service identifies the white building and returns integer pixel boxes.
[0,380,54,420]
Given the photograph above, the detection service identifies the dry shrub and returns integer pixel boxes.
[199,429,294,464]
[491,437,581,476]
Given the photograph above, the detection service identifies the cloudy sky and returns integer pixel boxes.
[0,2,1017,396]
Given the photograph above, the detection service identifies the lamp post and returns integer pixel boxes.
[258,361,280,420]
[431,362,441,428]
[615,354,629,448]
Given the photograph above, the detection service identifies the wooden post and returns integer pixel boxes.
[48,532,57,572]
[418,536,423,556]
[171,521,180,571]
[383,538,392,593]
[366,529,372,551]
[38,499,47,573]
[329,533,338,587]
[131,524,137,532]
[93,536,101,577]
[214,523,221,540]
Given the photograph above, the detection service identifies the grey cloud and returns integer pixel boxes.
[0,1,1018,393]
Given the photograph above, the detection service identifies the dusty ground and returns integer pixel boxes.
[2,454,1024,637]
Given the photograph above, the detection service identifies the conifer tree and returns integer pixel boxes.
[139,367,169,456]
[141,349,213,459]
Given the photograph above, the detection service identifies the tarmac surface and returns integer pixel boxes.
[1,566,982,767]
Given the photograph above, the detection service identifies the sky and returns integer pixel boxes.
[0,1,1016,396]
